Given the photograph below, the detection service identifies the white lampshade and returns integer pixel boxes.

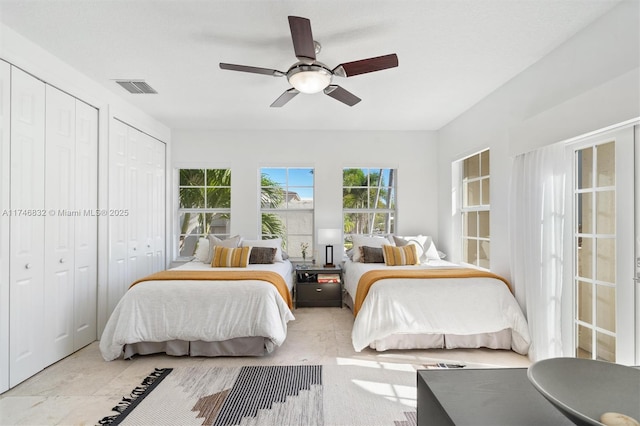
[317,228,341,245]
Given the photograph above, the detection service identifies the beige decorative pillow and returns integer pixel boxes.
[382,244,419,266]
[211,246,252,267]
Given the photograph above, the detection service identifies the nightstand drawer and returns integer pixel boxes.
[296,283,341,307]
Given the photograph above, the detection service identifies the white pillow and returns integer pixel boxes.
[206,235,242,264]
[351,235,395,262]
[194,237,210,263]
[393,235,440,262]
[242,238,284,262]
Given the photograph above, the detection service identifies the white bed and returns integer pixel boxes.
[99,260,295,361]
[343,259,531,354]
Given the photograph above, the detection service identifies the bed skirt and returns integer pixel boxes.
[122,336,267,359]
[344,292,513,352]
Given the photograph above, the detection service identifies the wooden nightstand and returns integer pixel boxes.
[295,265,343,308]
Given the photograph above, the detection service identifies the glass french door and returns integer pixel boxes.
[571,126,635,365]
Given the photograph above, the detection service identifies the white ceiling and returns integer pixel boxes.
[0,0,622,131]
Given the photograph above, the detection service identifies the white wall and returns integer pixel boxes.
[172,129,438,261]
[436,0,640,290]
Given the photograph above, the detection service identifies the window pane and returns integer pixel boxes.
[464,155,480,179]
[596,190,615,234]
[206,169,230,186]
[206,213,230,236]
[577,280,593,324]
[206,188,231,208]
[467,180,481,206]
[179,212,206,236]
[467,211,478,237]
[261,212,286,239]
[464,238,477,265]
[596,285,616,333]
[261,168,286,187]
[179,188,204,208]
[343,168,368,186]
[578,237,593,279]
[480,150,490,176]
[577,324,593,358]
[343,188,368,208]
[596,141,615,187]
[578,192,593,234]
[481,178,490,205]
[287,188,314,209]
[261,187,285,209]
[596,332,615,362]
[596,238,615,283]
[180,169,204,186]
[577,148,593,190]
[288,168,314,186]
[478,211,490,238]
[478,241,490,269]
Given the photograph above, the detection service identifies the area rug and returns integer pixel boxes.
[98,364,418,426]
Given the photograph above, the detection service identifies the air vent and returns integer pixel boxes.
[115,80,158,94]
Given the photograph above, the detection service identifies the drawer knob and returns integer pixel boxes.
[316,288,322,292]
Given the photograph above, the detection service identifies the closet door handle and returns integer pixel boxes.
[25,263,32,269]
[59,258,65,264]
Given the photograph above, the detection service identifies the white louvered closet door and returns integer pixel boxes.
[152,136,166,272]
[44,85,76,366]
[9,67,46,388]
[0,60,11,394]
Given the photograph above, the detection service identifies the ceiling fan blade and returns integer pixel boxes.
[270,88,300,107]
[288,16,316,64]
[324,85,361,106]
[332,53,399,77]
[220,63,285,77]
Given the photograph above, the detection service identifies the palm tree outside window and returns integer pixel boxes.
[342,168,396,252]
[178,168,231,257]
[260,167,314,260]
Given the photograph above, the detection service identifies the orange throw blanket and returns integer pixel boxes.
[129,270,293,309]
[353,268,512,316]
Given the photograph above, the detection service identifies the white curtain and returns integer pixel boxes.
[510,143,566,361]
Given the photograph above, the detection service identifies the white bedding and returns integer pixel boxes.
[99,260,295,361]
[344,259,531,354]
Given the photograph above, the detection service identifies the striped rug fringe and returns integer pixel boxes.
[98,368,173,425]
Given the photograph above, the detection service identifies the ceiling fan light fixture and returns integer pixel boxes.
[287,64,332,94]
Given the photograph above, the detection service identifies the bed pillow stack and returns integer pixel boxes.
[392,235,439,263]
[350,235,395,262]
[205,235,242,264]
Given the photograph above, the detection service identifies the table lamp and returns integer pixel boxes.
[317,228,341,268]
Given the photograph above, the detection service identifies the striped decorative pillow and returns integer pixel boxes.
[382,244,419,266]
[211,246,252,267]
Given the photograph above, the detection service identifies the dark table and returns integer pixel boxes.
[417,367,574,425]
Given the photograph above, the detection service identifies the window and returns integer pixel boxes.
[260,167,314,259]
[342,168,396,249]
[178,168,231,257]
[459,150,490,269]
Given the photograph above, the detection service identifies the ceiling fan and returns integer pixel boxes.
[219,16,399,107]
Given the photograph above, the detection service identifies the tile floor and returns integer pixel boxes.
[0,307,530,425]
